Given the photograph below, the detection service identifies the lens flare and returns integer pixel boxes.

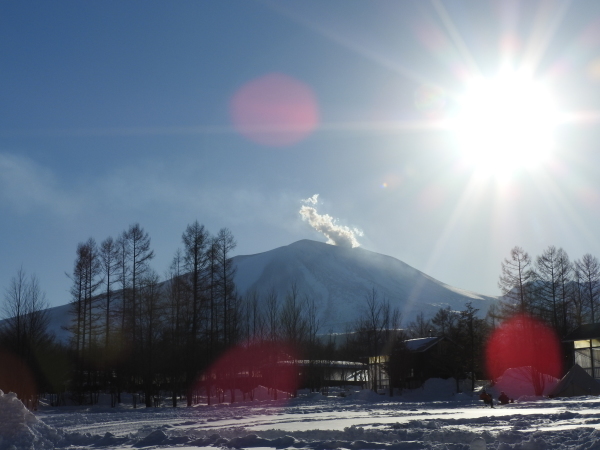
[230,73,319,147]
[486,314,562,396]
[0,349,37,403]
[197,341,300,404]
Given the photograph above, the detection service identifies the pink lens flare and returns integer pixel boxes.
[198,340,301,404]
[230,73,319,147]
[486,314,562,395]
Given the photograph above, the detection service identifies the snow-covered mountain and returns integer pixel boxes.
[234,239,496,332]
[36,239,497,341]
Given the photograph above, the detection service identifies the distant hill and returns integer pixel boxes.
[31,239,498,341]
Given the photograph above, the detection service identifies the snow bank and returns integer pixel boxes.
[403,378,459,400]
[0,390,59,450]
[491,367,559,399]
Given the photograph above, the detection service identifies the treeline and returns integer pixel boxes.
[68,221,242,406]
[496,245,600,337]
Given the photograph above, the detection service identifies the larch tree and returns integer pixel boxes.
[215,228,237,345]
[68,238,101,403]
[535,245,561,330]
[555,248,573,335]
[182,223,209,350]
[575,254,600,323]
[113,231,131,402]
[125,223,154,349]
[118,224,154,395]
[571,267,586,328]
[498,246,536,317]
[99,236,119,367]
[166,249,186,407]
[138,269,163,407]
[181,221,209,405]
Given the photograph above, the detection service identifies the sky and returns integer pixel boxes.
[3,0,600,309]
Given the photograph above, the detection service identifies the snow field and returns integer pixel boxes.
[4,381,600,449]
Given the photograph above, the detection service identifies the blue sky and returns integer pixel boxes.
[3,0,600,308]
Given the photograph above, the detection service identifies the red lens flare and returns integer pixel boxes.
[198,341,300,405]
[486,314,562,396]
[230,73,319,147]
[0,349,37,405]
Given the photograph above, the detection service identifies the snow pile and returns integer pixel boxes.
[0,390,58,450]
[403,378,460,401]
[491,367,559,399]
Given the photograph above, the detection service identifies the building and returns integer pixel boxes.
[369,336,456,391]
[563,323,600,379]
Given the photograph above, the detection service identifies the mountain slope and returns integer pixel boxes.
[234,239,496,332]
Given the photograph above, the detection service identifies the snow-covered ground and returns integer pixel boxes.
[4,379,600,450]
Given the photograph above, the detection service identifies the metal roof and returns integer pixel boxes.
[563,323,600,341]
[404,336,444,352]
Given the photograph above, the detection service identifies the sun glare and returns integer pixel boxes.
[452,71,559,178]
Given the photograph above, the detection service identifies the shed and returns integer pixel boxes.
[548,364,600,397]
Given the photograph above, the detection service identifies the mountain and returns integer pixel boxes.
[233,239,497,332]
[35,239,498,341]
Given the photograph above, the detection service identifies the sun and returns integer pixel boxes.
[452,70,559,178]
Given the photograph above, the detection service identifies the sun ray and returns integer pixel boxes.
[521,0,573,74]
[531,163,600,249]
[261,0,425,85]
[431,0,481,76]
[419,173,491,282]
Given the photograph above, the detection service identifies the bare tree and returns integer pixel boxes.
[555,248,573,336]
[355,288,401,391]
[182,221,209,347]
[67,238,101,403]
[2,268,50,348]
[280,283,308,347]
[2,267,29,353]
[535,246,561,329]
[498,246,536,317]
[407,312,432,338]
[215,228,237,345]
[1,267,51,404]
[575,254,600,323]
[571,267,586,328]
[242,289,265,343]
[264,287,280,342]
[165,249,186,407]
[181,221,209,405]
[138,269,163,407]
[124,223,154,347]
[431,306,457,336]
[99,237,119,358]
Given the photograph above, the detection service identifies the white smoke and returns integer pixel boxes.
[303,193,319,205]
[299,195,362,248]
